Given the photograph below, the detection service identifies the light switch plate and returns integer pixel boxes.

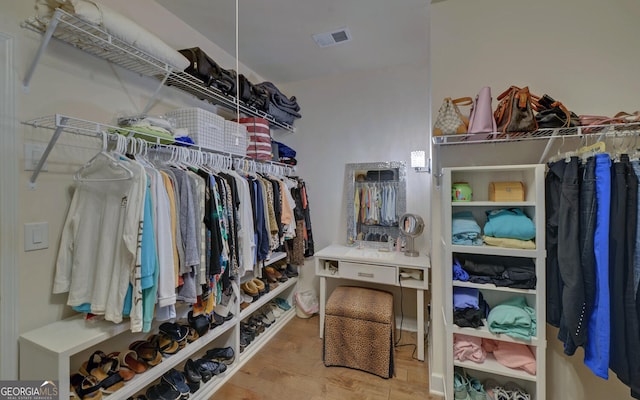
[24,222,48,251]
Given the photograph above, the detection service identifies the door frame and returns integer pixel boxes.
[0,32,19,380]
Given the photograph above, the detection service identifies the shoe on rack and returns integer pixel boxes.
[213,287,236,318]
[284,264,299,277]
[195,359,227,377]
[252,278,266,296]
[183,358,202,384]
[466,372,487,400]
[186,379,199,394]
[159,322,189,343]
[273,297,291,311]
[161,368,190,398]
[267,302,284,318]
[454,367,470,400]
[240,280,260,299]
[145,381,181,400]
[483,379,510,400]
[263,266,283,283]
[502,381,530,400]
[204,346,235,365]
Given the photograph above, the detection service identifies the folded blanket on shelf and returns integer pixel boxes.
[110,126,175,145]
[487,296,536,340]
[483,339,536,375]
[483,236,536,249]
[454,334,486,363]
[267,103,300,125]
[452,211,482,246]
[483,208,535,241]
[255,82,301,112]
[36,0,189,70]
[254,82,302,125]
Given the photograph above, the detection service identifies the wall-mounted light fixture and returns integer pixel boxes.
[410,150,429,173]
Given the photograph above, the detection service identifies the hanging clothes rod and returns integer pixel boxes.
[22,114,296,188]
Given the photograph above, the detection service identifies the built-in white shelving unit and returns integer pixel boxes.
[441,164,546,400]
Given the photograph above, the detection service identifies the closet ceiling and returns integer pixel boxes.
[155,0,430,84]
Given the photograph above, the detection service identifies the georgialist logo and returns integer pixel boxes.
[0,380,58,400]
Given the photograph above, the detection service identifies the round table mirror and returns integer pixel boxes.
[399,213,424,257]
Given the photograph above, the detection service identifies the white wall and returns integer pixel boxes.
[431,0,640,399]
[277,63,431,309]
[0,0,267,377]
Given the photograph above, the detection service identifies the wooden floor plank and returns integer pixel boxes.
[212,315,442,400]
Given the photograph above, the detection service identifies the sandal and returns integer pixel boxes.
[79,351,107,377]
[107,351,136,382]
[145,381,180,400]
[161,368,190,398]
[183,324,199,343]
[129,340,162,367]
[119,349,148,374]
[75,375,103,400]
[89,359,124,394]
[148,333,180,356]
[159,322,189,343]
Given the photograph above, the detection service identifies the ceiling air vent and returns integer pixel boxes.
[312,27,352,48]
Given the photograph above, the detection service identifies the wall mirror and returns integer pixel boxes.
[345,161,407,247]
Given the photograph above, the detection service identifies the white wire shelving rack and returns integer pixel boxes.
[21,9,296,132]
[433,122,640,163]
[22,114,297,188]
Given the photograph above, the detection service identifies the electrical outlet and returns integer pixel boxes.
[24,143,48,172]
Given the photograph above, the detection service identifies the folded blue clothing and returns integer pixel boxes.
[453,258,469,281]
[483,208,535,241]
[452,211,483,246]
[453,287,480,310]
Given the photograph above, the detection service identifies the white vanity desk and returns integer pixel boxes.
[315,244,431,361]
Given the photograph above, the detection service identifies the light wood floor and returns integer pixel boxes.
[213,315,443,400]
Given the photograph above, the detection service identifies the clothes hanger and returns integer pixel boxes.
[74,132,134,182]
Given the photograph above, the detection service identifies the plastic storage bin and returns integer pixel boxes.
[166,107,225,150]
[223,120,248,156]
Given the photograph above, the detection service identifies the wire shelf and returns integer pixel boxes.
[23,10,172,78]
[432,122,640,146]
[22,114,296,168]
[166,72,296,131]
[23,9,296,132]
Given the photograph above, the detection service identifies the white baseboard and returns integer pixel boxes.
[430,372,445,398]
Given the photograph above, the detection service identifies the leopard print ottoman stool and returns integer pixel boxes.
[323,286,394,378]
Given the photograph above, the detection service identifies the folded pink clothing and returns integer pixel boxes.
[483,339,536,375]
[453,333,486,363]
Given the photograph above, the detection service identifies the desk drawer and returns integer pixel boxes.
[339,261,397,285]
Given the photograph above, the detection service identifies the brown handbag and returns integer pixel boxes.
[494,86,538,133]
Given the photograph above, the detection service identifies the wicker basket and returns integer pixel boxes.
[165,107,225,150]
